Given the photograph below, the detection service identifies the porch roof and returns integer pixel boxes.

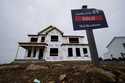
[18,42,48,48]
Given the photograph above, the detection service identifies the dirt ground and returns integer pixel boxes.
[0,61,125,83]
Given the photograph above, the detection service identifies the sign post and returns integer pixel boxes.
[71,5,108,65]
[86,29,99,65]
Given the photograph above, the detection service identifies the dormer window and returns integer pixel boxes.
[30,37,38,42]
[69,38,79,43]
[51,35,58,42]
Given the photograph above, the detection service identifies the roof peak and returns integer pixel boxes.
[38,25,63,35]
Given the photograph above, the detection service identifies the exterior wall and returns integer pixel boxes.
[62,46,91,61]
[42,29,91,61]
[79,36,88,44]
[38,36,41,43]
[62,37,68,43]
[44,29,63,61]
[106,38,125,59]
[62,36,88,44]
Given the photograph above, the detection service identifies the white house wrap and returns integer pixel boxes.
[17,26,91,61]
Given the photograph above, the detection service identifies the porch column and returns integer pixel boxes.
[42,47,46,60]
[24,49,28,59]
[31,47,39,59]
[36,48,39,59]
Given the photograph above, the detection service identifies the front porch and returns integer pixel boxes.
[17,42,48,60]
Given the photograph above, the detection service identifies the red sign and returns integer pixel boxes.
[75,15,103,22]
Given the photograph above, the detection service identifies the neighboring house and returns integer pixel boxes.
[104,36,125,59]
[16,26,91,61]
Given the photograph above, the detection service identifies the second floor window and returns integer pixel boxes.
[69,38,79,43]
[41,37,45,42]
[51,35,58,42]
[30,38,38,42]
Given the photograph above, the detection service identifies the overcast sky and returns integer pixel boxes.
[0,0,125,64]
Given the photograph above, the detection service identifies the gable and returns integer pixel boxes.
[38,26,53,35]
[38,25,63,35]
[46,29,63,36]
